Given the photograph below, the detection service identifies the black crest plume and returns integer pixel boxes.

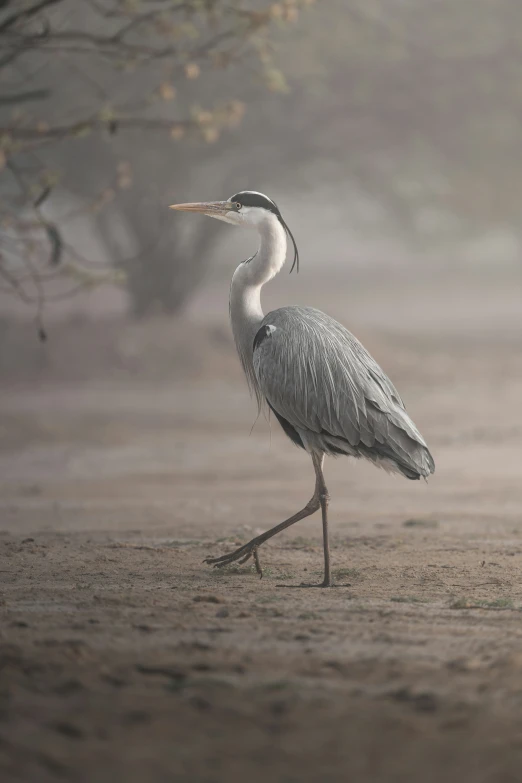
[230,191,300,274]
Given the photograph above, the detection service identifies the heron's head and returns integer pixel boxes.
[170,190,299,272]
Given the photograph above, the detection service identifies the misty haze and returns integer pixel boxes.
[1,2,522,782]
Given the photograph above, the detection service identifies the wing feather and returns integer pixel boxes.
[252,306,434,478]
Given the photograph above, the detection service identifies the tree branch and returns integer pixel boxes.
[0,88,50,105]
[0,0,62,33]
[2,24,241,62]
[1,115,195,143]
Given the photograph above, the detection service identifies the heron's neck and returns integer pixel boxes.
[229,215,287,395]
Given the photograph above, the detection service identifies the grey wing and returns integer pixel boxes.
[252,307,435,480]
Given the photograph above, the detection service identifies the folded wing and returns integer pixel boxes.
[252,306,435,480]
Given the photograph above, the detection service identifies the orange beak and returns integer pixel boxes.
[169,201,232,217]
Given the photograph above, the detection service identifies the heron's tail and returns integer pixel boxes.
[359,439,434,481]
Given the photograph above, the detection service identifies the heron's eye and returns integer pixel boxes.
[235,202,241,210]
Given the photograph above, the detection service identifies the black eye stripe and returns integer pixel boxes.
[229,190,300,275]
[230,191,280,215]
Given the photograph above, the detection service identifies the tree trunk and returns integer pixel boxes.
[97,196,224,318]
[124,240,209,318]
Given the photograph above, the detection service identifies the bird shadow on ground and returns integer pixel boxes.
[276,582,352,589]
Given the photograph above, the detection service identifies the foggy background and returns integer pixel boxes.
[1,0,521,372]
[2,0,521,532]
[3,5,522,781]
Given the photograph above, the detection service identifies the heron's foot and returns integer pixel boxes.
[204,537,264,578]
[297,577,335,589]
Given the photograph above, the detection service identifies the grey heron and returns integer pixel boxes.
[170,191,435,587]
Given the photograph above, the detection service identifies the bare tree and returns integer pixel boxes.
[0,0,309,329]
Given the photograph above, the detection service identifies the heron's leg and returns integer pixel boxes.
[312,452,331,588]
[204,473,322,573]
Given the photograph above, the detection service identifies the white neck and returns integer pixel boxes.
[229,213,287,398]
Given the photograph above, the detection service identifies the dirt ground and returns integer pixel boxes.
[1,275,522,782]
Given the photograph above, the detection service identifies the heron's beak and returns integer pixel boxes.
[169,201,232,217]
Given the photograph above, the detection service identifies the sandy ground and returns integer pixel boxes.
[1,275,522,782]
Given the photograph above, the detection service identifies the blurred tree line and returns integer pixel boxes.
[1,0,521,331]
[0,0,311,329]
[285,0,522,245]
